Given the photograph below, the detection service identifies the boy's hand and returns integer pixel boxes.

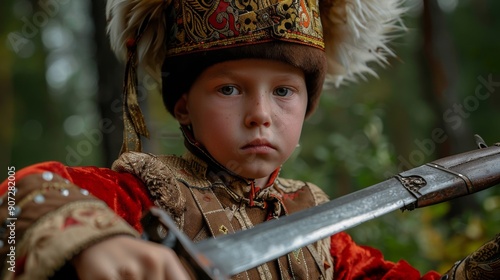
[72,235,191,280]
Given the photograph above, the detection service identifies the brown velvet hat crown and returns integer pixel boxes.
[106,0,406,153]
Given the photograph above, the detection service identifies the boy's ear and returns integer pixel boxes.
[174,94,191,125]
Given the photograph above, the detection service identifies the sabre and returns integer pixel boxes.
[142,138,500,279]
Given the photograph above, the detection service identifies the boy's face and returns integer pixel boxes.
[174,59,307,183]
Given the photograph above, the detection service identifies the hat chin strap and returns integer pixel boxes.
[180,125,234,176]
[180,125,273,183]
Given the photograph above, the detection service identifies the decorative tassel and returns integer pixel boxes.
[107,0,170,154]
[120,40,150,154]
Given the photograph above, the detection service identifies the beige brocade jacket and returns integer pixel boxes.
[0,151,333,280]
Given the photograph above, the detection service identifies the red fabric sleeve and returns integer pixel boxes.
[331,232,441,280]
[1,162,153,232]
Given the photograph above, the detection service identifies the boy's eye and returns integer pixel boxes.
[274,87,292,97]
[218,86,240,95]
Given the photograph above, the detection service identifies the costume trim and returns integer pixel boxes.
[112,152,188,228]
[4,200,137,280]
[188,187,236,237]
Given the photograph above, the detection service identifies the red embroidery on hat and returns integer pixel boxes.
[299,0,310,28]
[208,1,239,38]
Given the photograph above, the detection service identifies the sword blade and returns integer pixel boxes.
[196,177,416,276]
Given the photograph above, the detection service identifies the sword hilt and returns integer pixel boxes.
[399,139,500,210]
[141,207,230,280]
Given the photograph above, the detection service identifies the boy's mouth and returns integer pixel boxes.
[241,139,275,152]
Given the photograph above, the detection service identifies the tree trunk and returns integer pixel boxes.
[420,0,478,217]
[90,0,124,167]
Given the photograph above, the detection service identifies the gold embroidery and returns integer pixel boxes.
[166,0,324,56]
[112,152,188,228]
[219,225,229,234]
[293,248,302,264]
[11,201,137,280]
[16,182,77,210]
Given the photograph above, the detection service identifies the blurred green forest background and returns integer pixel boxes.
[1,0,499,275]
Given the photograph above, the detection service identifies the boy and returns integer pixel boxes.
[0,0,498,279]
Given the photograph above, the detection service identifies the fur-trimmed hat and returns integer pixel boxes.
[106,0,406,153]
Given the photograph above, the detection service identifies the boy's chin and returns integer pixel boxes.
[230,165,278,181]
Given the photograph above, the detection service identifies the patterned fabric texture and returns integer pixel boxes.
[165,0,324,55]
[443,234,500,280]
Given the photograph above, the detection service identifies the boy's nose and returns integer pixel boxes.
[244,93,272,128]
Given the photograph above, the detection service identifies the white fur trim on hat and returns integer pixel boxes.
[321,0,407,87]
